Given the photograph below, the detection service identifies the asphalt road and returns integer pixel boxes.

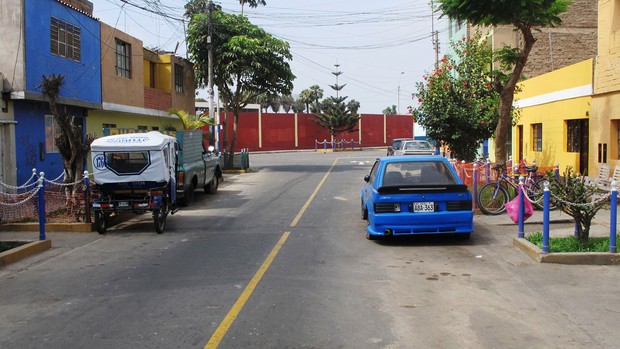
[1,150,620,349]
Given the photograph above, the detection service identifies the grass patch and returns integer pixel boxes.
[526,232,619,253]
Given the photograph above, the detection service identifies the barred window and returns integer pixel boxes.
[567,120,580,152]
[174,64,184,93]
[532,123,543,152]
[115,39,131,78]
[45,115,61,153]
[50,17,81,61]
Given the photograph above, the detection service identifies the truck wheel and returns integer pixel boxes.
[204,177,218,194]
[178,182,195,206]
[94,211,107,234]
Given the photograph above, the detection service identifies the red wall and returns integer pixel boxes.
[217,111,415,152]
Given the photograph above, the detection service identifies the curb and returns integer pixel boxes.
[0,240,52,267]
[513,237,620,265]
[0,223,92,233]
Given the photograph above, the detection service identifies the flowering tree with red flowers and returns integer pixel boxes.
[412,35,503,161]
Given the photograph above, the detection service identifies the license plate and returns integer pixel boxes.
[413,202,434,212]
[118,201,129,207]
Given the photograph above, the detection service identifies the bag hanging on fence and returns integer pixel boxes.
[504,189,534,224]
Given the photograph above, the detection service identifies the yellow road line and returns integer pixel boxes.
[204,158,338,348]
[204,231,290,349]
[290,158,339,227]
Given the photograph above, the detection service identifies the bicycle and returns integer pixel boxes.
[477,163,556,215]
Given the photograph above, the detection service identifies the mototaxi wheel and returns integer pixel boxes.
[94,211,108,234]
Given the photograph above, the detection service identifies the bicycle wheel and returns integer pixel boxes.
[477,183,510,215]
[526,180,557,211]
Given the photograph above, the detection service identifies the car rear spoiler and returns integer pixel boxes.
[377,184,469,195]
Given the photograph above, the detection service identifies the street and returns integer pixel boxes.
[1,150,620,349]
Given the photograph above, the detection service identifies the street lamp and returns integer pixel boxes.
[397,72,405,114]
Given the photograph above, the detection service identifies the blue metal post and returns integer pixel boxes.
[610,181,617,253]
[473,163,478,210]
[84,171,91,224]
[37,173,46,241]
[542,182,550,253]
[486,160,491,184]
[518,177,525,238]
[323,139,327,153]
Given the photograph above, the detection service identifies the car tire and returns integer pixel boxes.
[205,177,219,194]
[361,202,368,220]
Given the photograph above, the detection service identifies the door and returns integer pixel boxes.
[579,119,589,175]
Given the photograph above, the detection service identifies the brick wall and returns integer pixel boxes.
[144,87,171,111]
[523,0,597,78]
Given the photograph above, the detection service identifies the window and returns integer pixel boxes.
[105,151,150,175]
[137,125,148,131]
[151,126,159,131]
[567,120,581,153]
[115,39,131,78]
[174,64,184,93]
[45,115,61,153]
[532,123,543,152]
[149,62,156,88]
[50,17,81,61]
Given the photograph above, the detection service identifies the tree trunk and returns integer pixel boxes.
[494,24,536,165]
[226,109,239,169]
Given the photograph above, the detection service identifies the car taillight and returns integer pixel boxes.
[374,203,401,213]
[178,171,184,184]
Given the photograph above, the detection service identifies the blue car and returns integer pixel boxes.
[361,156,474,240]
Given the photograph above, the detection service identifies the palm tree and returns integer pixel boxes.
[280,95,294,113]
[309,85,324,106]
[240,0,266,14]
[299,88,314,113]
[169,109,215,130]
[347,99,361,114]
[269,96,281,113]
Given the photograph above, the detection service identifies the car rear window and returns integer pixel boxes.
[404,141,433,150]
[383,161,456,186]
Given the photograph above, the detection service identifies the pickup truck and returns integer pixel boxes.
[175,129,222,206]
[101,128,222,207]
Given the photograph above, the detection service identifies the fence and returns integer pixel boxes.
[0,170,91,232]
[315,139,363,152]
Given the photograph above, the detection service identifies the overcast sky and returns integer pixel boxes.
[93,0,446,116]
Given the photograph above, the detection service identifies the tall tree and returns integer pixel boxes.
[299,88,314,113]
[383,105,397,115]
[308,85,324,106]
[240,0,266,14]
[187,7,294,167]
[269,96,281,113]
[313,96,360,137]
[41,75,92,207]
[413,34,500,161]
[347,99,361,114]
[280,95,294,113]
[292,98,306,114]
[437,0,570,164]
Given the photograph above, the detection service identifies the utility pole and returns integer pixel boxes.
[207,1,215,126]
[430,1,439,69]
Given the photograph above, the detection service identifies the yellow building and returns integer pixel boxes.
[590,0,620,174]
[513,59,593,175]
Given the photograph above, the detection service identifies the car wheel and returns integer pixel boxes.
[205,177,219,194]
[178,182,195,206]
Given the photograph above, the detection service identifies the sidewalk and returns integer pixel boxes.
[475,207,618,238]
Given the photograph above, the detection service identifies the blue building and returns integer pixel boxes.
[0,0,101,185]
